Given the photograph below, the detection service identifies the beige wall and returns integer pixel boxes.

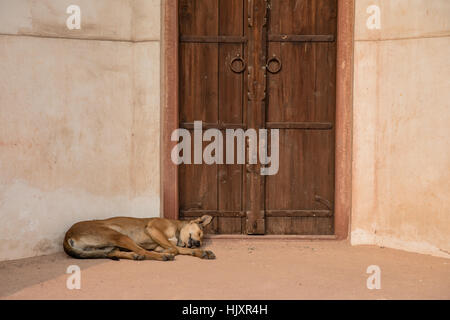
[0,0,161,260]
[351,0,450,258]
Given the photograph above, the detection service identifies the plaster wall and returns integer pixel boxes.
[351,0,450,258]
[0,0,162,260]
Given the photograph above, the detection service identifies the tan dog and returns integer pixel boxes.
[63,215,215,261]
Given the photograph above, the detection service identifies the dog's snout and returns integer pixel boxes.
[193,240,201,247]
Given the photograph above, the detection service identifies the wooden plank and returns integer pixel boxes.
[334,0,354,240]
[181,210,245,217]
[181,210,331,218]
[245,0,267,235]
[268,34,334,42]
[162,0,179,220]
[217,17,246,234]
[217,0,246,235]
[217,42,245,234]
[265,210,332,217]
[205,234,337,240]
[180,122,246,129]
[180,35,247,43]
[266,122,333,129]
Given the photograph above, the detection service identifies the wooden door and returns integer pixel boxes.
[178,0,337,235]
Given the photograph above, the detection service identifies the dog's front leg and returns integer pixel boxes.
[146,227,215,259]
[176,247,216,259]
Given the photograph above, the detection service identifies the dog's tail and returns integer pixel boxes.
[63,235,114,259]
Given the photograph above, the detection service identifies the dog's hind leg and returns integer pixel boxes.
[111,233,175,261]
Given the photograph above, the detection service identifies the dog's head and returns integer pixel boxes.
[177,215,213,248]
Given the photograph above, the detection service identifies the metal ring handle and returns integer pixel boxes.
[266,55,282,74]
[230,54,246,73]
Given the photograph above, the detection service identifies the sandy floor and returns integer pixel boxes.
[0,240,449,300]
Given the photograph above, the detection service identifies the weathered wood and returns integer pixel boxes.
[265,210,332,217]
[335,0,355,240]
[180,35,247,43]
[178,0,338,235]
[245,0,267,235]
[181,210,245,218]
[268,34,335,42]
[178,0,246,235]
[180,122,247,129]
[264,0,337,235]
[266,122,333,130]
[161,0,179,220]
[182,210,331,218]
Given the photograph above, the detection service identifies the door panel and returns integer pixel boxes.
[178,132,218,210]
[268,0,337,35]
[180,43,218,123]
[264,130,334,234]
[179,0,218,36]
[267,42,336,123]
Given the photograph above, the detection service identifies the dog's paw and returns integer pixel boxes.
[133,254,145,261]
[201,250,216,260]
[162,253,175,261]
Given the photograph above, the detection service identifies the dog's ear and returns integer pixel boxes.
[199,215,213,226]
[191,215,213,227]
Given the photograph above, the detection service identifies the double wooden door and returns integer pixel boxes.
[178,0,337,235]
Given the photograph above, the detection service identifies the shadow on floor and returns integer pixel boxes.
[0,252,106,297]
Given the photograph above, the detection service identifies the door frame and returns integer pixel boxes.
[161,0,354,240]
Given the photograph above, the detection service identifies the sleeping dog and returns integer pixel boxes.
[63,215,215,261]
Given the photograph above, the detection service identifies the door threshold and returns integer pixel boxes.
[204,234,338,240]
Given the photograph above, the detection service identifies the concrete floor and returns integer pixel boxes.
[0,240,449,300]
